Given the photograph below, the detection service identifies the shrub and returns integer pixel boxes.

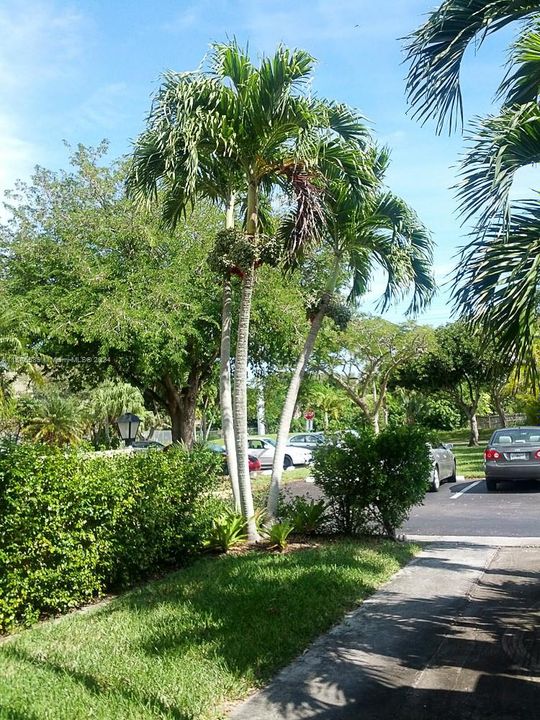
[313,426,431,538]
[264,521,294,551]
[205,510,248,552]
[280,496,328,535]
[0,443,222,632]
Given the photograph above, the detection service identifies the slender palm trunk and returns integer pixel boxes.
[267,300,329,518]
[233,178,259,541]
[220,192,240,510]
[233,262,258,539]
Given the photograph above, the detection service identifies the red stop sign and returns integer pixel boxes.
[304,410,315,420]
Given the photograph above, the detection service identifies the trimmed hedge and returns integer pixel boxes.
[0,443,222,632]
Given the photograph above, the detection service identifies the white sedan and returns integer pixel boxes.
[247,437,312,470]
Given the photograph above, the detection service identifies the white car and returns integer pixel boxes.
[247,437,312,469]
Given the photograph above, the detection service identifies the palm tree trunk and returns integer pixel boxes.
[220,192,241,511]
[267,300,329,519]
[233,177,259,541]
[233,261,258,540]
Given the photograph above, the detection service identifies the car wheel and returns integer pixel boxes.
[448,462,457,483]
[485,476,498,492]
[430,466,440,492]
[283,454,293,470]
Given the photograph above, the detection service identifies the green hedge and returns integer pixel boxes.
[0,443,222,632]
[313,426,432,537]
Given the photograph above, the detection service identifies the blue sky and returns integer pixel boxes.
[0,0,531,325]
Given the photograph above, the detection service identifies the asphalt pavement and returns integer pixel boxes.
[283,477,540,538]
[231,541,540,720]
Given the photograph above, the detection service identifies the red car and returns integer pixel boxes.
[208,444,261,473]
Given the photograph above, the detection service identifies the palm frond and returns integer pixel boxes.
[404,0,539,133]
[456,102,540,227]
[453,197,540,369]
[498,18,540,106]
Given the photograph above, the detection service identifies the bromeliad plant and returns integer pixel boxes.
[205,510,248,553]
[280,496,328,535]
[264,520,295,552]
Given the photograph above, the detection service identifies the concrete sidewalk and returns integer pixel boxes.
[231,539,540,720]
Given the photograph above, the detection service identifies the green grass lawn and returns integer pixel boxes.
[0,539,416,720]
[438,428,492,479]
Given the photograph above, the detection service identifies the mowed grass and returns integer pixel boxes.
[0,539,417,720]
[438,428,492,478]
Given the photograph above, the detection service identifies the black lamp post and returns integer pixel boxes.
[116,413,141,447]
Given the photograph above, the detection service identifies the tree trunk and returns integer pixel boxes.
[219,191,241,510]
[164,373,199,448]
[220,276,241,511]
[372,411,380,434]
[257,385,266,435]
[492,390,507,428]
[267,303,328,518]
[468,412,479,447]
[233,261,258,540]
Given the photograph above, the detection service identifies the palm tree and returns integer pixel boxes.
[24,388,84,446]
[85,379,148,446]
[266,150,434,518]
[405,1,540,366]
[128,41,372,539]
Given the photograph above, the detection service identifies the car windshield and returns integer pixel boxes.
[492,429,540,445]
[264,438,276,446]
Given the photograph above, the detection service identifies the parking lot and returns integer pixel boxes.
[286,478,540,538]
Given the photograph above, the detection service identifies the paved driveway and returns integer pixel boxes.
[231,541,540,720]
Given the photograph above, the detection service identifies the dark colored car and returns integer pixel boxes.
[131,440,165,452]
[429,443,457,492]
[484,427,540,491]
[207,443,261,473]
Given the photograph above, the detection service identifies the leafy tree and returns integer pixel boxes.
[128,40,372,539]
[405,1,540,367]
[1,144,224,447]
[320,317,433,433]
[397,322,514,445]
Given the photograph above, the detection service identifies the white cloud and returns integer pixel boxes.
[0,0,87,92]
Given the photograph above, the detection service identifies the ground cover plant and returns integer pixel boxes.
[0,539,417,720]
[0,443,222,632]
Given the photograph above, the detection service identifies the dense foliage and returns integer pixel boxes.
[313,426,431,537]
[0,443,222,632]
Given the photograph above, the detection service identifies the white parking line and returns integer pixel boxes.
[450,480,482,500]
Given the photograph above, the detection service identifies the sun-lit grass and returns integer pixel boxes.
[0,539,417,720]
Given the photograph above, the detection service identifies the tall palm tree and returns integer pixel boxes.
[266,150,434,518]
[405,1,540,367]
[128,41,372,539]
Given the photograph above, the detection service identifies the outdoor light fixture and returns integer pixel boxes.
[116,413,141,446]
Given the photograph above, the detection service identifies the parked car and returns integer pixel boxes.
[429,443,457,491]
[287,432,326,450]
[247,437,312,469]
[207,443,261,473]
[131,440,165,452]
[484,427,540,491]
